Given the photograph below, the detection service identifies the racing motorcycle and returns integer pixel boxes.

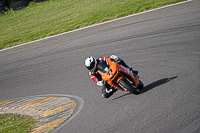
[98,59,143,95]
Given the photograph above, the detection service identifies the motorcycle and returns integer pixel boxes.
[98,59,144,95]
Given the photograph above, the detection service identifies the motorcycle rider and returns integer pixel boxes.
[85,55,138,98]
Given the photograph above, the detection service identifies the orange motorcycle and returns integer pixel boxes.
[98,59,143,94]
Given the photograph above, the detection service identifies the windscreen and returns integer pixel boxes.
[98,60,109,73]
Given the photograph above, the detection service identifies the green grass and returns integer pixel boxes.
[0,0,185,50]
[0,114,36,133]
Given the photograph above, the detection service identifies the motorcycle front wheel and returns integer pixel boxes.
[118,79,140,95]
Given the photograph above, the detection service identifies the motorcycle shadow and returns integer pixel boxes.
[140,76,177,94]
[113,76,177,100]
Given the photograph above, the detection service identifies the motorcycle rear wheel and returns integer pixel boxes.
[118,79,140,95]
[138,80,144,90]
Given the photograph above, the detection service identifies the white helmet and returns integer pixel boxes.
[85,56,97,71]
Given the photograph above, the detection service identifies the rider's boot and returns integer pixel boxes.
[129,67,138,75]
[132,70,138,75]
[119,60,138,75]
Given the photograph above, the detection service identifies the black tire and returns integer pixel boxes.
[0,0,8,13]
[118,79,140,95]
[0,7,7,13]
[138,80,144,90]
[5,0,10,9]
[10,0,29,10]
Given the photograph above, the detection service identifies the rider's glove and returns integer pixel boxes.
[98,57,103,62]
[110,55,120,62]
[97,81,104,86]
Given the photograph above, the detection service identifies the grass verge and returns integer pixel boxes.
[0,0,185,50]
[0,114,36,133]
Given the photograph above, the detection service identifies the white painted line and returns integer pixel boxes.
[0,0,192,52]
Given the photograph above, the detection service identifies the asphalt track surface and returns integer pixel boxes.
[0,0,200,133]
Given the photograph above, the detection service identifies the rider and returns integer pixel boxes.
[85,55,138,98]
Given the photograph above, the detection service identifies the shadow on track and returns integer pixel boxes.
[112,76,177,100]
[140,76,177,94]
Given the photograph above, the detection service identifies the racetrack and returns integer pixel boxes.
[0,0,200,132]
